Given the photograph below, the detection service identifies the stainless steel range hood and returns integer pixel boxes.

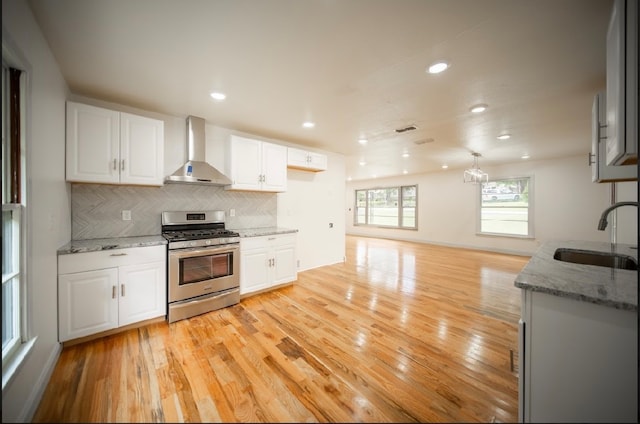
[166,115,232,186]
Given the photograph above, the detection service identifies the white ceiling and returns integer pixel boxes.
[27,0,613,181]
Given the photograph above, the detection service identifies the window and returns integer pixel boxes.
[479,176,533,237]
[2,62,28,385]
[355,185,417,229]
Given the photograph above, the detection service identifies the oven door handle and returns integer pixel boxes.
[169,244,238,259]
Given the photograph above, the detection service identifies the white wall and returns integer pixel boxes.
[278,152,346,271]
[610,180,638,245]
[2,0,71,422]
[346,155,638,255]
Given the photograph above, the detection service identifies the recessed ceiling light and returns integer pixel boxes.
[521,154,530,159]
[358,138,368,145]
[403,170,408,175]
[359,160,366,166]
[441,164,449,169]
[210,92,226,101]
[497,134,511,140]
[427,61,449,74]
[302,121,315,128]
[470,104,488,113]
[402,152,410,158]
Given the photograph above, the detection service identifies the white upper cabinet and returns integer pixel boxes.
[605,0,637,166]
[66,101,165,186]
[226,134,287,192]
[590,91,637,182]
[287,147,328,172]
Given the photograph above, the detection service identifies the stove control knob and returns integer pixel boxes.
[205,240,212,245]
[189,241,196,247]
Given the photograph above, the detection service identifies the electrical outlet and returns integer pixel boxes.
[122,210,132,221]
[229,208,236,217]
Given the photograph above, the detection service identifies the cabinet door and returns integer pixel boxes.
[58,268,118,342]
[307,151,328,171]
[287,147,327,172]
[227,135,263,190]
[66,102,120,184]
[591,92,636,182]
[287,147,310,169]
[524,290,637,422]
[240,247,270,295]
[606,0,638,166]
[118,261,166,326]
[120,113,165,186]
[272,242,297,286]
[261,142,287,191]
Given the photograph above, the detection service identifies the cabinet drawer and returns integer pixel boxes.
[240,233,296,250]
[271,233,296,247]
[59,245,166,274]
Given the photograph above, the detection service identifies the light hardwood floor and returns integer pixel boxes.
[33,235,529,423]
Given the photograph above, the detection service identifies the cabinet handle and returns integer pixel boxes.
[121,284,125,297]
[113,158,117,170]
[268,237,276,241]
[110,253,127,256]
[588,152,595,166]
[121,159,125,171]
[112,285,117,299]
[510,349,516,373]
[599,123,607,140]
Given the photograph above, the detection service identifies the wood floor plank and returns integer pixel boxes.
[33,235,528,423]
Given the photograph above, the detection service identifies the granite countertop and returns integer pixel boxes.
[515,240,638,311]
[230,227,298,237]
[58,235,167,255]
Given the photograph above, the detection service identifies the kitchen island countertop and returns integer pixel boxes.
[514,239,638,311]
[231,227,298,238]
[58,235,167,255]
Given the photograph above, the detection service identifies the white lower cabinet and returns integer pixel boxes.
[239,233,297,296]
[58,245,166,342]
[519,289,637,423]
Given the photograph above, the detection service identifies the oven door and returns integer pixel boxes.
[168,243,239,303]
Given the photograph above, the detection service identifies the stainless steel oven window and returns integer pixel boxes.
[179,252,233,285]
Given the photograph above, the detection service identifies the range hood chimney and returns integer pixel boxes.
[166,115,232,186]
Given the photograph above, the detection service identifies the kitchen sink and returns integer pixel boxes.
[553,248,638,270]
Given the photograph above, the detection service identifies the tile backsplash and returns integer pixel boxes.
[71,183,277,240]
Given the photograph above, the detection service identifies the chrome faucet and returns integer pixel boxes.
[597,201,639,230]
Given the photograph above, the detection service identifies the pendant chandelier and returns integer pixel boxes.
[463,152,488,184]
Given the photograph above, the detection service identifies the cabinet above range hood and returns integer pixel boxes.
[165,115,232,186]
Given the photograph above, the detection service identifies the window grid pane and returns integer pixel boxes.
[354,185,417,229]
[480,177,531,237]
[2,205,21,358]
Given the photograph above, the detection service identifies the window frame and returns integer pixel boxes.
[477,175,534,238]
[354,184,418,230]
[2,53,33,391]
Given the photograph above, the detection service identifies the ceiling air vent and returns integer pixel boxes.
[395,125,417,133]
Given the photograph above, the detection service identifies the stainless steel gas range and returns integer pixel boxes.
[161,210,240,323]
